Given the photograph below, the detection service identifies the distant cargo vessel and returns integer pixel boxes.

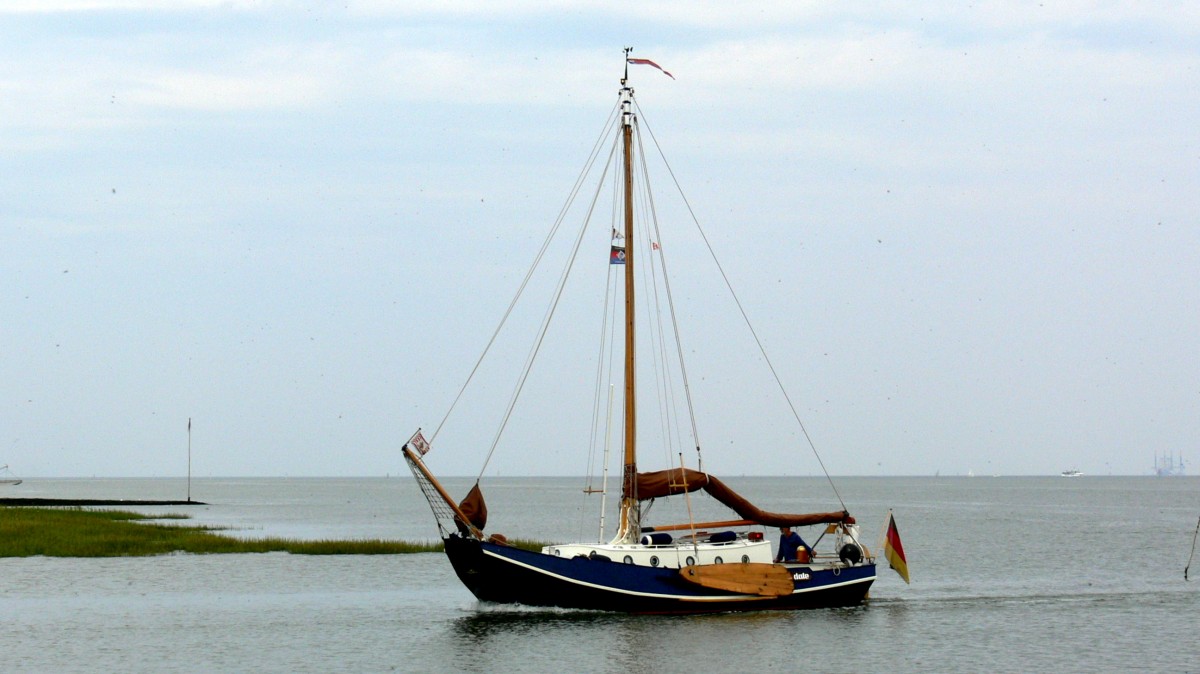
[1154,452,1185,477]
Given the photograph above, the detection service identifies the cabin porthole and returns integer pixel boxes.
[623,555,633,565]
[714,556,723,564]
[685,556,695,566]
[553,549,561,557]
[741,555,750,563]
[650,555,660,567]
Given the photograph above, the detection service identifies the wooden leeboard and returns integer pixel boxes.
[678,563,795,597]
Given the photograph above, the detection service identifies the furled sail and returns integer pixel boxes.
[635,468,852,528]
[458,483,488,531]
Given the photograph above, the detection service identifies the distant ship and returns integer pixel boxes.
[0,464,21,486]
[1060,469,1083,478]
[1154,452,1185,477]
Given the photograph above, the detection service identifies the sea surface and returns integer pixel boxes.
[1,476,1197,673]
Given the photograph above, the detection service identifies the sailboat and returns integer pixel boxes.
[0,465,21,486]
[404,52,877,613]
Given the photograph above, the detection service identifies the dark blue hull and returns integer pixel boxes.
[443,535,875,614]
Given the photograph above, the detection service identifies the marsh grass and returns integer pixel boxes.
[0,507,442,557]
[503,538,548,553]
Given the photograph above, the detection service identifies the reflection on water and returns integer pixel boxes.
[453,607,615,641]
[441,602,886,673]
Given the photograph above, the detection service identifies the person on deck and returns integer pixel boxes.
[776,526,811,563]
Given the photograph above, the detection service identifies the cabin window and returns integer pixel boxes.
[741,555,750,563]
[623,555,633,564]
[685,556,695,566]
[714,556,724,564]
[650,556,660,567]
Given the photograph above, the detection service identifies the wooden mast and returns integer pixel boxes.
[615,56,640,543]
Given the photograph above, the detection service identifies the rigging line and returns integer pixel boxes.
[634,99,846,510]
[582,268,621,541]
[632,111,704,471]
[596,290,622,482]
[477,136,621,478]
[637,161,677,471]
[584,192,621,493]
[589,151,631,492]
[582,265,612,491]
[634,130,686,470]
[678,451,701,554]
[625,130,672,468]
[1186,515,1200,581]
[431,98,622,444]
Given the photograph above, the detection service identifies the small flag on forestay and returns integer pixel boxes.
[611,229,627,264]
[407,429,431,456]
[627,57,675,80]
[884,511,910,584]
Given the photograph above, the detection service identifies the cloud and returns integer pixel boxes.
[1,0,255,12]
[126,55,334,112]
[3,1,1198,477]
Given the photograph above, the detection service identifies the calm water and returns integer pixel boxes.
[2,476,1197,673]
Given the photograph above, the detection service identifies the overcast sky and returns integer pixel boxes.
[2,2,1197,478]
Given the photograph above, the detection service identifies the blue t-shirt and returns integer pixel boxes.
[777,531,809,561]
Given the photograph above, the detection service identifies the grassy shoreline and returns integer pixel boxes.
[0,507,540,558]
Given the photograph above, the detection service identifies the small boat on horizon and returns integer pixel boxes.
[1060,469,1083,477]
[0,464,22,486]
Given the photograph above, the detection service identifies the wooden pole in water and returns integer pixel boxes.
[187,418,192,503]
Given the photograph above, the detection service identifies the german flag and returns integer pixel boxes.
[884,512,910,584]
